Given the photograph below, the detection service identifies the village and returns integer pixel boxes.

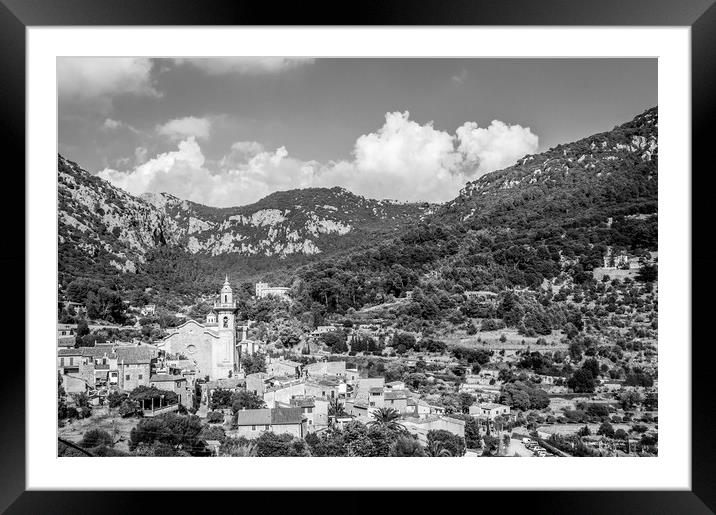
[57,262,659,458]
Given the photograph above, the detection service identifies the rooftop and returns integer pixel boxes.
[150,374,184,382]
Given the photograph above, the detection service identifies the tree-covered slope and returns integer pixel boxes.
[293,107,658,313]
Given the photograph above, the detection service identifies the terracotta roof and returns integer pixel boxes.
[115,346,158,364]
[235,407,304,426]
[58,348,82,356]
[271,407,304,425]
[290,397,315,408]
[236,409,272,426]
[80,347,118,359]
[150,374,184,382]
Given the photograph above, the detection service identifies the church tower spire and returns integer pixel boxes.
[212,274,238,380]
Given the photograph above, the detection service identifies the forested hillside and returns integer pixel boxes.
[291,108,658,314]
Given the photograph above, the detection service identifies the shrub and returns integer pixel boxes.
[80,428,113,448]
[207,411,225,424]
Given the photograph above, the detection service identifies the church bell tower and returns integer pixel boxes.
[211,275,238,379]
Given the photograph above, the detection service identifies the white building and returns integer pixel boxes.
[255,282,290,300]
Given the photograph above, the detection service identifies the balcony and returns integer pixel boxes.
[213,302,237,310]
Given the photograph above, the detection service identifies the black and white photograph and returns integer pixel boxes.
[54,56,660,459]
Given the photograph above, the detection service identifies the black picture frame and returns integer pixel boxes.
[2,0,713,512]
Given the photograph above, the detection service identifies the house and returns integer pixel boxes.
[255,282,290,301]
[57,323,78,348]
[149,374,192,406]
[406,398,445,418]
[115,346,159,391]
[469,402,511,420]
[288,396,329,431]
[246,372,271,397]
[385,380,406,391]
[203,377,245,406]
[140,304,156,316]
[263,379,308,408]
[80,346,120,388]
[57,348,95,393]
[304,360,347,378]
[312,325,338,335]
[234,407,306,438]
[266,358,302,378]
[384,390,409,413]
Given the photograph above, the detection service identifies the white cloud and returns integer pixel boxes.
[102,118,123,130]
[456,120,539,176]
[58,58,159,103]
[98,112,538,206]
[157,116,212,140]
[451,68,468,84]
[175,57,315,75]
[102,117,141,134]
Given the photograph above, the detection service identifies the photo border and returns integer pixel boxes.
[4,0,714,512]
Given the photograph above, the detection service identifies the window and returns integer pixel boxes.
[370,402,375,407]
[69,357,74,366]
[60,358,64,366]
[252,425,256,430]
[265,425,270,430]
[307,407,313,414]
[224,295,227,303]
[138,374,143,380]
[126,375,131,380]
[223,316,229,328]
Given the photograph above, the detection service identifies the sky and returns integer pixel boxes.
[58,57,656,207]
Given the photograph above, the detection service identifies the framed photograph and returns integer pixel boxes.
[5,0,714,512]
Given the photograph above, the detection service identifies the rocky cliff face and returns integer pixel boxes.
[58,155,431,280]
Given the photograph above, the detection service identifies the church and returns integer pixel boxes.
[159,276,254,381]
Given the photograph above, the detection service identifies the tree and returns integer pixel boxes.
[210,388,233,410]
[426,429,465,457]
[577,425,591,437]
[207,411,225,424]
[230,390,266,413]
[636,264,657,283]
[597,421,615,438]
[458,392,476,413]
[107,390,127,409]
[567,369,595,393]
[390,435,425,457]
[129,413,207,455]
[618,390,643,410]
[241,353,267,374]
[254,432,312,457]
[80,428,113,448]
[614,428,629,440]
[368,407,405,431]
[482,434,500,456]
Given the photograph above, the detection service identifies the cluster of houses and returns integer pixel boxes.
[57,343,196,409]
[198,356,515,445]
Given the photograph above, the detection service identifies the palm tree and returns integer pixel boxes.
[328,398,346,417]
[368,407,405,431]
[221,443,257,457]
[425,440,453,457]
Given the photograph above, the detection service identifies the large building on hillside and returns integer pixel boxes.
[159,276,241,381]
[255,282,290,300]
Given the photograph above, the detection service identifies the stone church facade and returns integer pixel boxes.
[159,276,239,381]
